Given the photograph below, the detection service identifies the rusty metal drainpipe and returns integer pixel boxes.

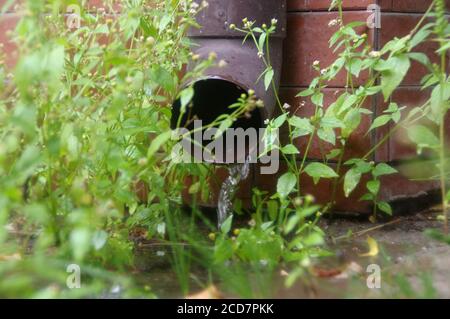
[171,0,287,163]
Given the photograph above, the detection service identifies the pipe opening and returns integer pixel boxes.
[171,79,263,163]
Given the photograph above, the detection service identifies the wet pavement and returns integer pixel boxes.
[133,208,450,298]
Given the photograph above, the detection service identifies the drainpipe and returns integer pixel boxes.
[171,0,287,163]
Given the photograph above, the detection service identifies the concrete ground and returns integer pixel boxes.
[277,208,450,298]
[134,207,450,298]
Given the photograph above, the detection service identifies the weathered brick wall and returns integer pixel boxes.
[1,0,448,212]
[272,0,450,212]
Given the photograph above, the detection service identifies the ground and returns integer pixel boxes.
[132,207,450,299]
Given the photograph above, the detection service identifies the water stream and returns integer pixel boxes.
[217,156,251,228]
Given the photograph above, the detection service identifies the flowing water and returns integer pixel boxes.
[217,156,251,228]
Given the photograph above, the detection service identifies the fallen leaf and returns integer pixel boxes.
[187,285,222,299]
[334,262,364,279]
[359,236,379,257]
[311,267,342,278]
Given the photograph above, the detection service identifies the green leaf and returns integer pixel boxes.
[373,163,397,178]
[281,144,299,155]
[296,88,314,97]
[214,237,233,263]
[179,87,194,112]
[410,27,432,48]
[298,205,321,219]
[92,230,108,250]
[147,131,172,158]
[215,118,233,139]
[317,127,336,145]
[408,52,430,67]
[272,113,287,128]
[150,66,174,93]
[311,92,324,106]
[348,58,362,77]
[380,55,410,101]
[267,200,279,221]
[70,228,91,261]
[368,114,392,132]
[284,215,301,235]
[303,232,324,247]
[339,94,358,114]
[258,33,267,51]
[159,14,171,31]
[377,201,392,215]
[289,116,314,137]
[326,149,341,161]
[344,168,362,197]
[367,180,380,195]
[220,215,233,234]
[304,163,338,184]
[407,125,440,149]
[264,68,274,91]
[11,146,42,183]
[277,172,297,198]
[430,82,450,122]
[342,108,361,138]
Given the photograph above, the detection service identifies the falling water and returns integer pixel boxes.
[217,156,251,229]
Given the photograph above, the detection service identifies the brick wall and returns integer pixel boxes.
[272,0,450,212]
[0,0,448,213]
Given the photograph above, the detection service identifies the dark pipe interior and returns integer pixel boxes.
[171,79,263,163]
[171,79,262,130]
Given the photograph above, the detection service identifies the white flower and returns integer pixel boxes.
[264,119,270,125]
[218,59,227,68]
[328,19,338,27]
[313,60,320,67]
[369,51,381,58]
[282,103,291,110]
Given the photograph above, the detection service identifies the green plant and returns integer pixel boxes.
[0,0,448,298]
[0,0,220,297]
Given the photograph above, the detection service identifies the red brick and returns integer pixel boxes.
[391,0,450,13]
[380,13,450,86]
[334,161,439,214]
[380,165,440,203]
[387,87,450,161]
[282,11,373,87]
[279,87,376,160]
[0,14,19,69]
[86,0,123,13]
[287,0,375,11]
